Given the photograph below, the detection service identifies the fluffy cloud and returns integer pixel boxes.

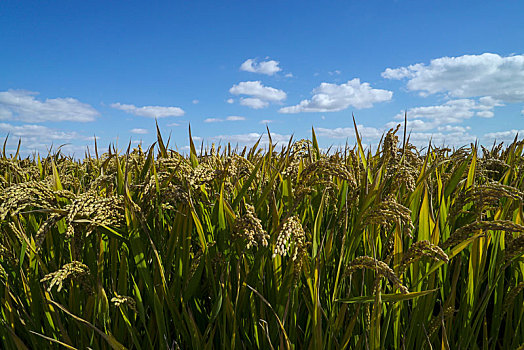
[316,125,383,139]
[0,122,79,140]
[0,89,99,123]
[230,81,286,109]
[484,129,524,142]
[407,131,477,148]
[240,58,281,75]
[279,79,392,113]
[437,125,469,133]
[110,103,184,118]
[382,53,524,102]
[130,128,148,134]
[259,119,274,124]
[0,122,89,156]
[230,81,286,102]
[386,98,503,132]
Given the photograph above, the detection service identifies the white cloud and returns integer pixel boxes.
[230,81,286,102]
[239,98,269,109]
[192,99,199,104]
[386,98,503,132]
[110,103,184,118]
[229,80,287,110]
[205,116,245,123]
[328,70,341,76]
[381,66,413,80]
[437,125,470,132]
[226,115,245,121]
[476,110,494,118]
[484,129,524,142]
[130,128,148,134]
[0,122,79,140]
[316,125,383,139]
[204,118,223,123]
[285,73,293,78]
[316,123,478,148]
[240,58,281,76]
[0,122,89,156]
[316,122,479,149]
[167,122,180,127]
[478,96,501,108]
[209,132,291,145]
[407,131,477,148]
[0,89,99,123]
[227,98,235,104]
[382,53,524,102]
[279,79,392,113]
[230,80,286,110]
[259,119,273,124]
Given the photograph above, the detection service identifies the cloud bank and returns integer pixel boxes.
[386,97,503,132]
[0,90,99,123]
[316,125,383,139]
[382,53,524,102]
[279,79,392,113]
[111,103,185,118]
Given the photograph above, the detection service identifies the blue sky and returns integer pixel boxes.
[1,0,524,156]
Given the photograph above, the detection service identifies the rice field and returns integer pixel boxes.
[1,123,524,349]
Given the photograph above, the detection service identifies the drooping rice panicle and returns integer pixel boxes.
[40,261,91,292]
[345,256,409,294]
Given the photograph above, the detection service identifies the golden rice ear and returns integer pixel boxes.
[233,203,269,249]
[40,261,91,292]
[399,240,449,273]
[345,256,409,294]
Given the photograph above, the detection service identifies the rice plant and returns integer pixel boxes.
[1,123,523,349]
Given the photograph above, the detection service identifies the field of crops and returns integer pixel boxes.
[1,124,524,349]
